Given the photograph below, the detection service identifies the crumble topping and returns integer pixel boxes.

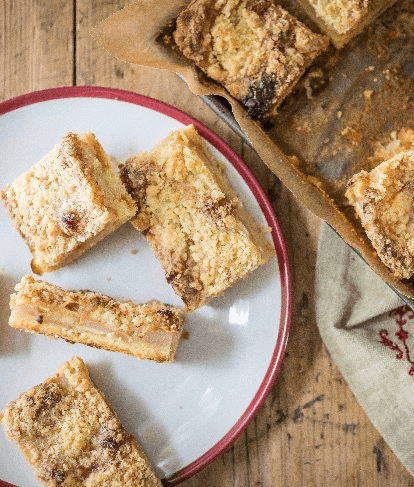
[346,149,414,279]
[9,275,185,362]
[0,357,161,486]
[173,0,329,119]
[307,0,368,34]
[0,132,136,274]
[121,124,274,311]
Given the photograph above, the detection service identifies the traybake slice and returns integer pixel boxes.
[296,0,399,48]
[0,132,137,274]
[0,356,162,487]
[172,0,329,119]
[346,150,414,279]
[120,124,275,312]
[9,275,185,363]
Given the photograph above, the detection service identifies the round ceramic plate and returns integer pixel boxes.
[0,87,291,486]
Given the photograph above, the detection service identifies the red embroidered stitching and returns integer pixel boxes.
[379,330,403,360]
[390,306,414,321]
[379,306,414,375]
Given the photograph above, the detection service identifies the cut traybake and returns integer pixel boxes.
[0,356,162,486]
[9,275,185,363]
[0,132,137,275]
[346,148,414,280]
[306,0,369,34]
[120,124,275,312]
[296,0,399,48]
[172,0,329,119]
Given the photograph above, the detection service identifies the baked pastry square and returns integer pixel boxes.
[120,124,275,312]
[346,150,414,279]
[296,0,399,48]
[0,356,162,486]
[9,275,185,363]
[0,132,137,274]
[172,0,329,119]
[304,0,369,34]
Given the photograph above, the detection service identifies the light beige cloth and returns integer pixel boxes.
[316,223,414,476]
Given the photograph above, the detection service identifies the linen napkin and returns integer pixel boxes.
[315,222,414,476]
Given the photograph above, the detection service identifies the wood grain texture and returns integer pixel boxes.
[1,1,414,486]
[0,0,73,101]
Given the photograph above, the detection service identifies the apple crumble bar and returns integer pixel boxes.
[172,0,329,119]
[305,0,369,35]
[297,0,399,48]
[346,149,414,279]
[120,124,275,312]
[9,275,185,363]
[0,356,162,486]
[0,132,137,275]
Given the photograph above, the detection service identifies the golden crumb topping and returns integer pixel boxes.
[173,0,329,118]
[0,357,161,486]
[346,149,414,279]
[9,275,185,362]
[0,132,136,274]
[306,0,368,34]
[120,124,274,311]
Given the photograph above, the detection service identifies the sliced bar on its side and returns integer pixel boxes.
[9,275,185,363]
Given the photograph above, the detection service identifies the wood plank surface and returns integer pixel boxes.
[0,0,74,101]
[1,1,414,486]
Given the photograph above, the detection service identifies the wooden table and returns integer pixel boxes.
[1,2,413,486]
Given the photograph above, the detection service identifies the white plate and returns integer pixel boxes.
[0,87,291,486]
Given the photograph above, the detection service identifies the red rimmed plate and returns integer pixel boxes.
[0,86,291,485]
